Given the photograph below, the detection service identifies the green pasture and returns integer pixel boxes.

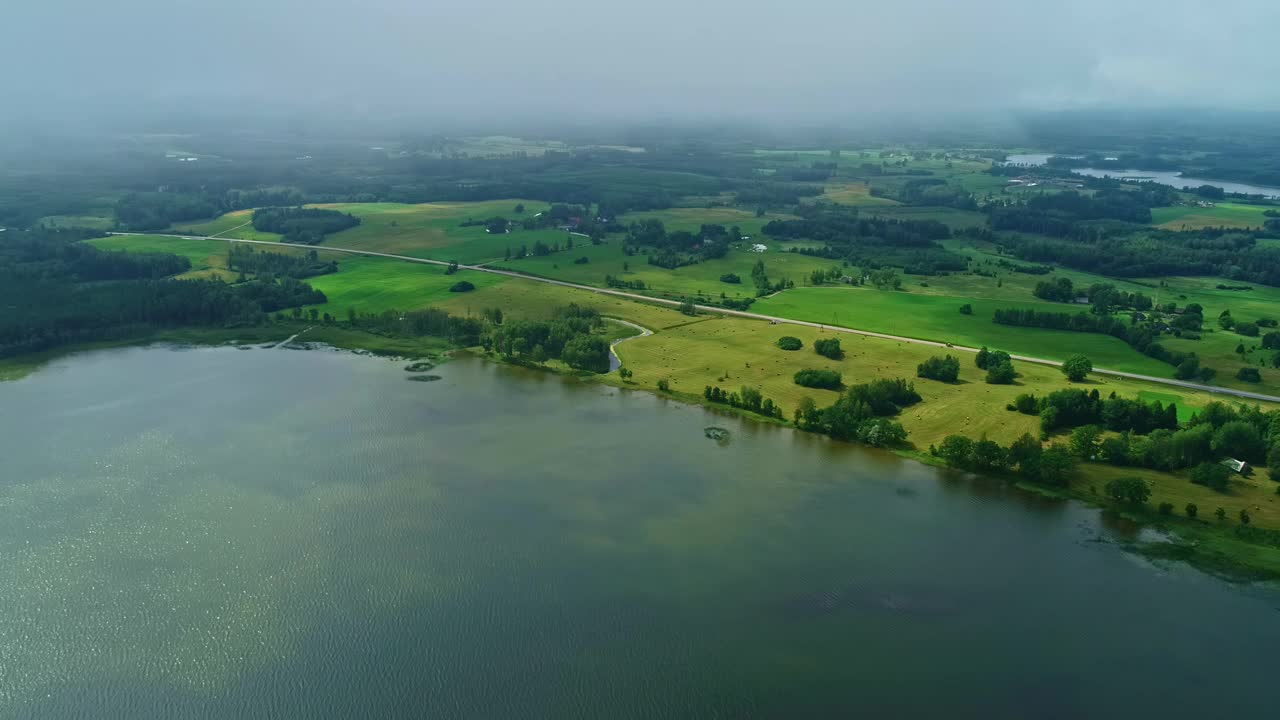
[755,286,1175,375]
[172,210,282,241]
[1151,203,1272,230]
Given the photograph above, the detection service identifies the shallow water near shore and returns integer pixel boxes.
[2,344,1278,718]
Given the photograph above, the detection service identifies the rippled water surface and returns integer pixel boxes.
[2,345,1278,718]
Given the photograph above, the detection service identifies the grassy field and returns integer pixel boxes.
[755,286,1175,375]
[88,234,242,280]
[172,210,282,241]
[1151,203,1272,230]
[604,310,1280,531]
[815,182,899,207]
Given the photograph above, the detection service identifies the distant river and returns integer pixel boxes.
[2,345,1278,718]
[1004,153,1280,198]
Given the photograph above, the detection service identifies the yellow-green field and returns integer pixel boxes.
[1151,203,1272,230]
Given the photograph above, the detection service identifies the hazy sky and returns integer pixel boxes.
[5,0,1278,125]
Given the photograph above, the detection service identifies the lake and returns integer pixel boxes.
[1003,154,1280,198]
[2,344,1278,718]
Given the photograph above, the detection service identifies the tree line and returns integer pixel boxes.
[251,207,361,245]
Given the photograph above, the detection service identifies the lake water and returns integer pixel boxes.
[1003,154,1280,198]
[2,345,1279,718]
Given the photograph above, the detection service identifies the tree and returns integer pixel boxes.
[1190,462,1231,492]
[1158,502,1174,516]
[937,435,975,469]
[1215,506,1227,521]
[794,369,843,390]
[958,303,973,315]
[449,281,476,292]
[679,299,697,316]
[657,378,670,392]
[1104,476,1151,506]
[514,203,525,214]
[1037,445,1078,486]
[1068,424,1103,459]
[813,337,843,360]
[917,355,961,382]
[1185,503,1198,519]
[1211,420,1266,463]
[1236,367,1262,383]
[777,336,803,351]
[1061,354,1093,382]
[1239,508,1251,525]
[1235,321,1259,337]
[985,360,1016,385]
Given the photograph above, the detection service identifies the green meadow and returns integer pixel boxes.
[1151,202,1272,230]
[755,286,1175,375]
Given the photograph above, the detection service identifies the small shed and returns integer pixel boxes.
[1222,458,1247,474]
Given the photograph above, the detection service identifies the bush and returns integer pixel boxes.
[1236,367,1262,383]
[776,336,803,351]
[719,273,742,284]
[1061,354,1093,382]
[985,360,1016,384]
[814,337,843,360]
[1104,476,1151,506]
[1158,502,1174,516]
[1236,321,1259,337]
[1012,393,1039,415]
[1185,503,1198,518]
[573,256,590,265]
[448,280,476,292]
[1189,462,1231,492]
[958,303,973,315]
[794,368,843,390]
[917,354,961,382]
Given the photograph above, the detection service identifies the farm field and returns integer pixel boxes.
[754,286,1175,376]
[172,209,282,241]
[1151,202,1272,230]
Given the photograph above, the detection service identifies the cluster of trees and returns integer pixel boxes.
[604,274,646,290]
[703,385,785,419]
[483,304,611,372]
[794,368,843,389]
[251,207,360,245]
[1011,388,1179,436]
[623,220,740,268]
[992,308,1194,373]
[1032,277,1154,312]
[114,192,220,231]
[935,433,1079,487]
[1022,399,1280,492]
[813,337,843,360]
[917,354,960,382]
[348,307,485,346]
[990,230,1280,287]
[765,207,965,275]
[987,188,1167,236]
[0,228,327,358]
[750,259,792,296]
[975,347,1016,384]
[776,336,803,351]
[227,245,337,279]
[793,378,920,447]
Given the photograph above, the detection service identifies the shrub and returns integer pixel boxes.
[1236,367,1262,383]
[1061,354,1093,382]
[794,368,843,390]
[1012,393,1039,415]
[1189,462,1231,492]
[985,360,1016,384]
[448,280,476,292]
[776,336,803,351]
[958,303,973,315]
[917,354,960,382]
[719,273,742,284]
[1235,321,1259,337]
[1158,502,1174,516]
[1185,503,1198,518]
[573,256,590,265]
[813,337,843,360]
[1104,476,1151,506]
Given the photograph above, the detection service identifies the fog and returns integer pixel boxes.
[5,0,1279,129]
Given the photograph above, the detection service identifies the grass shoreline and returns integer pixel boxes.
[5,324,1277,583]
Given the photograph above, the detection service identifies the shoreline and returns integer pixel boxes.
[5,325,1278,583]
